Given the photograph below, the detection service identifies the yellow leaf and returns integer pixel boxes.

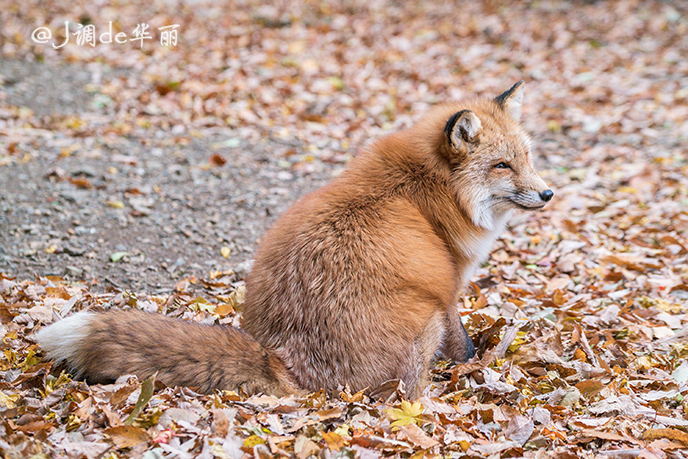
[635,355,656,370]
[59,145,78,157]
[386,400,424,427]
[334,424,350,437]
[106,200,125,209]
[45,245,58,254]
[220,246,231,258]
[340,388,365,403]
[652,156,672,165]
[66,413,82,432]
[65,117,85,129]
[215,302,235,317]
[508,331,528,353]
[125,375,155,425]
[328,76,345,90]
[43,372,72,395]
[322,431,347,451]
[0,391,20,409]
[547,120,562,133]
[20,349,41,369]
[573,348,587,362]
[243,435,266,449]
[227,285,246,307]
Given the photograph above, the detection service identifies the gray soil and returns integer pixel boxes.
[0,59,332,292]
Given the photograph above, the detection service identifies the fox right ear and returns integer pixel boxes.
[444,110,482,150]
[495,81,525,121]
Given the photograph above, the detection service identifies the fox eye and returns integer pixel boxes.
[494,162,511,169]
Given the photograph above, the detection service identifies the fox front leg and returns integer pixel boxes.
[441,306,476,362]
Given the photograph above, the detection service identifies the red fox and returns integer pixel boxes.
[37,82,552,398]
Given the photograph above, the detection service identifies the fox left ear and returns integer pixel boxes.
[444,110,482,151]
[495,80,525,121]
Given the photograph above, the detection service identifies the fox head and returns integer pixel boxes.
[439,81,553,230]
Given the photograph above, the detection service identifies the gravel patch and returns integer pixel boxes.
[0,59,333,291]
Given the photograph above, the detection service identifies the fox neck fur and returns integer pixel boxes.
[339,104,514,288]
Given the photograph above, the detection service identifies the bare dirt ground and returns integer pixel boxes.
[0,59,331,292]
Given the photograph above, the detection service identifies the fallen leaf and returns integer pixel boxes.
[398,423,439,449]
[575,379,605,396]
[68,177,93,189]
[504,415,534,445]
[642,428,688,446]
[106,200,125,208]
[105,425,150,449]
[125,375,155,425]
[386,400,424,427]
[210,153,227,166]
[322,431,347,451]
[110,252,129,263]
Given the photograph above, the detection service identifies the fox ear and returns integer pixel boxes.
[495,80,525,121]
[444,110,482,150]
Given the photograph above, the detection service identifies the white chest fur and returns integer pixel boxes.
[458,210,512,288]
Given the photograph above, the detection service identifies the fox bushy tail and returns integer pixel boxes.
[36,310,298,395]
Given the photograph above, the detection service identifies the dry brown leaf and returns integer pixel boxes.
[575,379,605,396]
[642,428,688,446]
[210,153,227,166]
[322,431,347,451]
[397,424,439,450]
[578,429,640,445]
[104,425,150,449]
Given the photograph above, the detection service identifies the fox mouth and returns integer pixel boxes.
[507,198,545,210]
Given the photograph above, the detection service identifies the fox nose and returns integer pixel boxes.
[539,189,554,202]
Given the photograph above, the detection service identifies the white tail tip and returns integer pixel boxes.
[35,311,95,364]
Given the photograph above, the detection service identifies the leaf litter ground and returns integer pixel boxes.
[0,0,687,457]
